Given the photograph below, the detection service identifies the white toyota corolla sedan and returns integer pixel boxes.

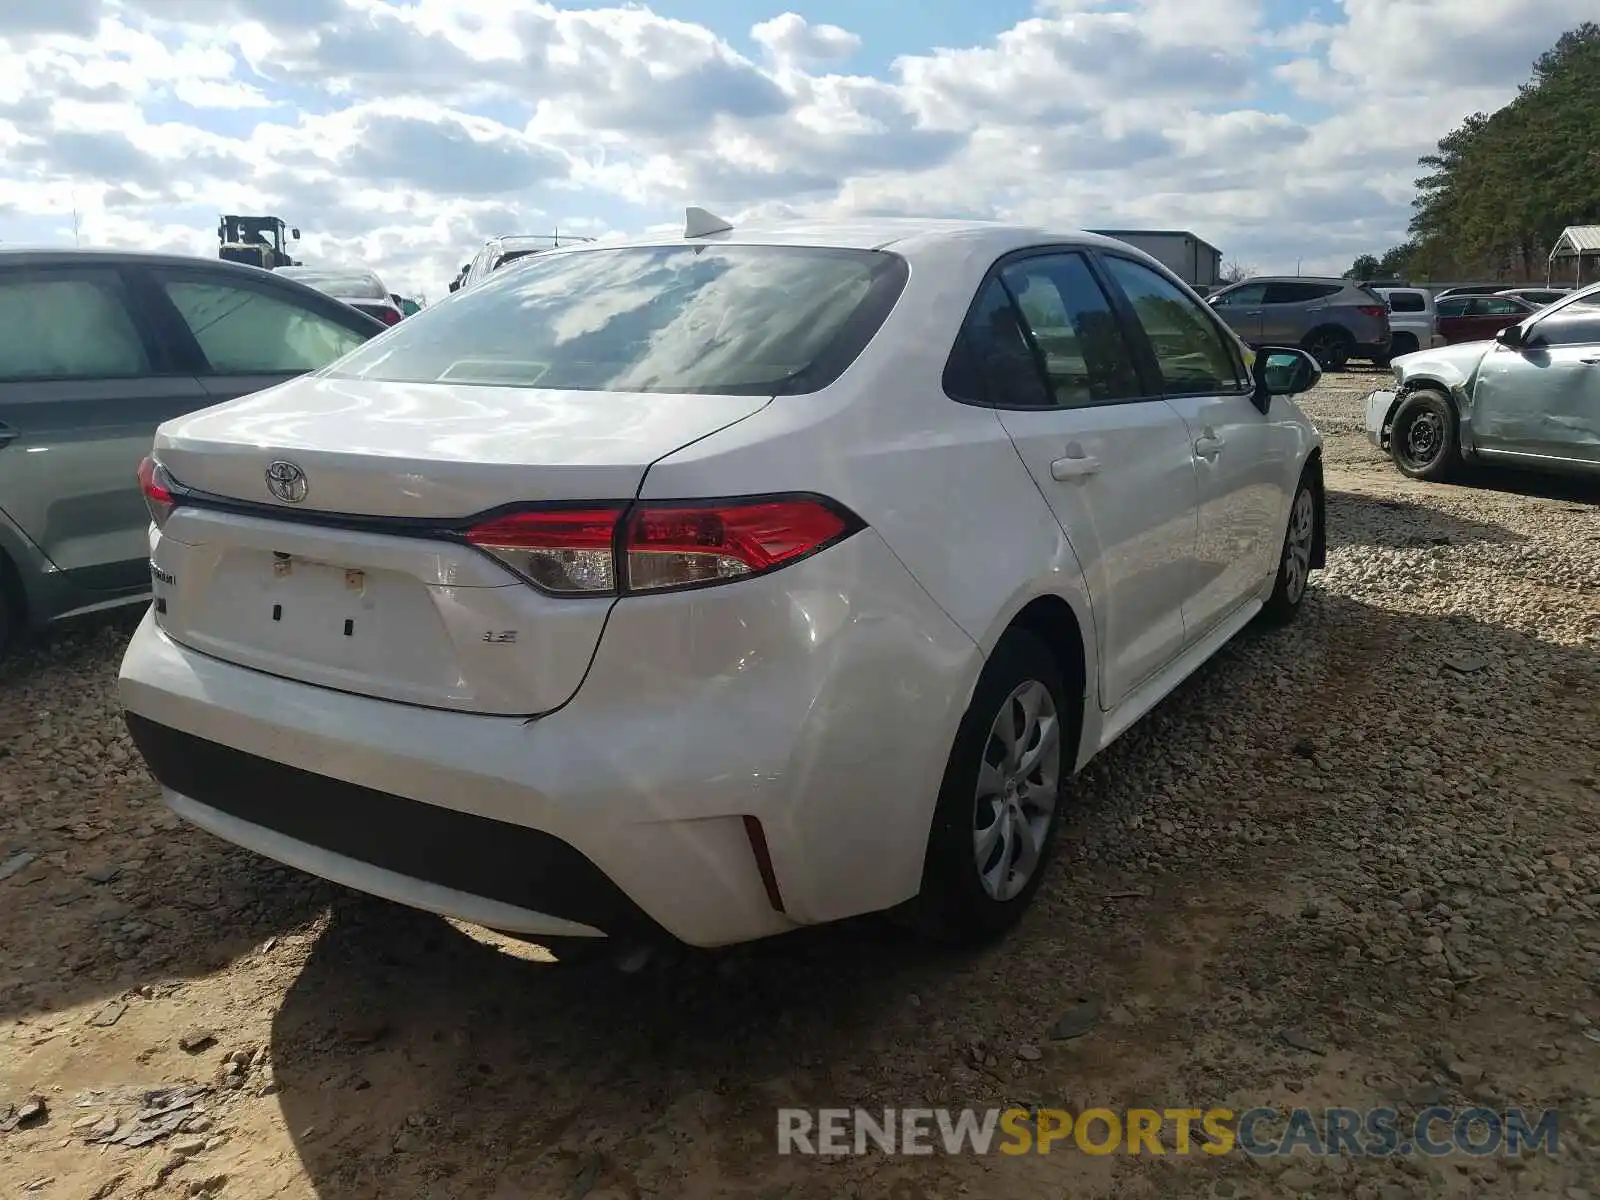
[119,212,1325,954]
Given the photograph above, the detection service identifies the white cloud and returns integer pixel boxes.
[751,12,861,65]
[0,0,1590,296]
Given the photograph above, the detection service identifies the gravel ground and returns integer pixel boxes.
[3,367,1599,1199]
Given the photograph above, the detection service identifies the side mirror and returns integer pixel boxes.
[448,279,460,293]
[1252,346,1321,406]
[291,228,301,240]
[1495,323,1524,348]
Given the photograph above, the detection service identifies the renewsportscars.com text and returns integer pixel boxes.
[776,1106,1560,1157]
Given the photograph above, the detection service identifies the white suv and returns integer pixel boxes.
[119,216,1325,954]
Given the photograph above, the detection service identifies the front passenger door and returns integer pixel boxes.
[951,251,1200,712]
[1097,254,1293,639]
[1470,294,1600,467]
[1209,282,1267,343]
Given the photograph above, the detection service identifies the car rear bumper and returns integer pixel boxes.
[117,529,981,948]
[1364,389,1397,448]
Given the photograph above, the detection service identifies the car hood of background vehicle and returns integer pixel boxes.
[152,374,774,519]
[1391,340,1492,387]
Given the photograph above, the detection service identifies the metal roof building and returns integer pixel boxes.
[1548,225,1600,285]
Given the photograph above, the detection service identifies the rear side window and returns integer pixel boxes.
[156,275,373,374]
[998,254,1143,406]
[1470,297,1526,316]
[0,271,150,381]
[327,245,908,395]
[945,280,1052,408]
[1437,298,1469,317]
[1099,256,1247,395]
[1386,291,1426,313]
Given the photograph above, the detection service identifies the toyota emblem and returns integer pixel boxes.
[265,460,308,503]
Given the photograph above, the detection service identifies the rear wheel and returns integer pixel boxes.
[1302,328,1353,372]
[1389,388,1459,481]
[913,629,1073,946]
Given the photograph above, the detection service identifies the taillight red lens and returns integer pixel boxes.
[463,497,857,596]
[624,499,851,591]
[138,455,176,529]
[1358,304,1387,320]
[380,307,402,325]
[465,508,621,594]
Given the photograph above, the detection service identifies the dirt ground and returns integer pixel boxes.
[3,368,1599,1199]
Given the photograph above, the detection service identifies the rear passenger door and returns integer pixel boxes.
[948,250,1200,711]
[1096,253,1294,639]
[0,264,208,596]
[133,267,378,404]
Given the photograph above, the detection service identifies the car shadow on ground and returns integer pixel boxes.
[1442,465,1600,506]
[1324,487,1526,550]
[262,491,1600,1199]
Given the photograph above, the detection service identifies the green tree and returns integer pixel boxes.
[1344,254,1381,280]
[1407,24,1600,279]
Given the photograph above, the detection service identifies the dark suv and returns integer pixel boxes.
[0,248,385,656]
[1207,276,1391,371]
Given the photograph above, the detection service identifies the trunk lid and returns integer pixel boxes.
[149,375,770,715]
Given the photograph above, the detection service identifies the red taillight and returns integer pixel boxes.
[379,307,402,325]
[1359,304,1387,322]
[463,497,857,596]
[464,508,621,595]
[138,455,176,529]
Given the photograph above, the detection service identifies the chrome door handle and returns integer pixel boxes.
[1194,434,1225,459]
[1244,310,1263,316]
[1050,453,1101,481]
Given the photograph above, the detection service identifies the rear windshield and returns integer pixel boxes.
[1386,291,1426,313]
[280,270,387,300]
[325,244,909,395]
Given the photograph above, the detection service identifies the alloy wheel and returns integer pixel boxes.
[973,680,1061,902]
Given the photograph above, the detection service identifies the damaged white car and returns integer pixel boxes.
[1365,279,1600,481]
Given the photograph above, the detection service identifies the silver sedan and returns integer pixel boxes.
[1364,280,1600,480]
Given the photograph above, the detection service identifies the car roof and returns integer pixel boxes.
[0,245,298,277]
[1230,275,1350,286]
[529,217,1171,268]
[275,265,389,297]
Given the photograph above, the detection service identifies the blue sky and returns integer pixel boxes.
[0,0,1592,296]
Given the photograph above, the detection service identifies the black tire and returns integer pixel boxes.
[1302,328,1353,372]
[1260,471,1318,626]
[913,628,1075,946]
[1388,388,1459,481]
[0,554,18,662]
